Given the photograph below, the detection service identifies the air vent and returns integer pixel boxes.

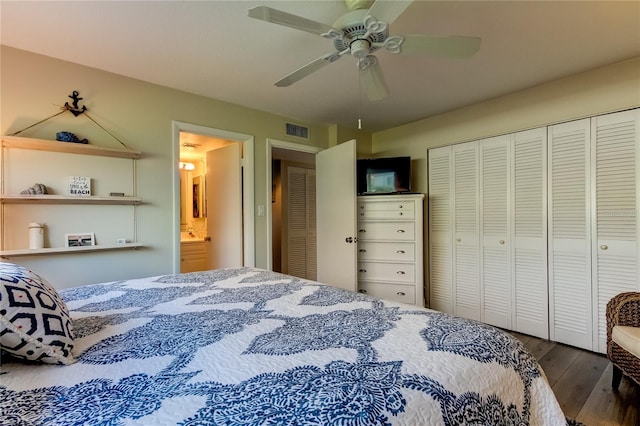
[285,123,309,139]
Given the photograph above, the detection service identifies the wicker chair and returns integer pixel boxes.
[606,292,640,389]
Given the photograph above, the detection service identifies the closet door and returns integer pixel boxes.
[511,128,548,339]
[306,169,317,280]
[452,142,480,321]
[428,146,454,314]
[480,135,512,329]
[548,119,592,349]
[592,109,640,353]
[286,166,310,279]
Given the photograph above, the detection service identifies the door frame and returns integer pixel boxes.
[172,121,255,272]
[265,138,322,270]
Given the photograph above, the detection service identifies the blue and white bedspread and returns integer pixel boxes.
[1,267,567,425]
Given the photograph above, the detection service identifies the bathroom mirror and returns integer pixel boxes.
[193,175,205,218]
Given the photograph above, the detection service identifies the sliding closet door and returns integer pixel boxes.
[548,119,592,349]
[453,142,480,321]
[480,135,512,329]
[511,128,548,339]
[428,146,454,314]
[592,109,640,353]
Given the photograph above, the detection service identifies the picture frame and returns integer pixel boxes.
[65,232,95,247]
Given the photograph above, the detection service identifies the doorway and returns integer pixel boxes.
[173,121,255,273]
[266,139,322,275]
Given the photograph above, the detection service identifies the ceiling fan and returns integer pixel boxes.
[248,0,481,101]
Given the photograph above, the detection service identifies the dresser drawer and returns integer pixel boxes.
[358,200,415,220]
[357,262,415,283]
[357,282,415,305]
[358,242,415,262]
[357,222,415,241]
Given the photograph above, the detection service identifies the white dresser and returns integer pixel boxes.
[356,194,425,307]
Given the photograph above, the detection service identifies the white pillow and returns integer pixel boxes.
[0,262,75,364]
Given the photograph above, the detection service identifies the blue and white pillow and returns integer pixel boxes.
[0,262,75,364]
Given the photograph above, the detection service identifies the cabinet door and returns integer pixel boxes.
[306,169,317,281]
[480,135,511,329]
[548,119,593,349]
[512,128,548,339]
[592,109,640,353]
[453,142,480,321]
[428,146,453,313]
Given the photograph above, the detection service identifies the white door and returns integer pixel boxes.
[480,135,512,329]
[206,143,243,268]
[428,146,454,313]
[316,140,357,291]
[592,109,640,353]
[548,118,592,349]
[452,142,481,320]
[511,128,548,339]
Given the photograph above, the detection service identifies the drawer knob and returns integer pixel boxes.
[399,205,404,208]
[359,229,366,233]
[359,269,367,273]
[456,238,462,242]
[396,250,405,254]
[396,292,406,296]
[397,271,406,275]
[600,244,608,250]
[358,289,367,293]
[399,212,403,216]
[360,213,364,216]
[499,240,505,245]
[359,249,367,252]
[397,229,405,233]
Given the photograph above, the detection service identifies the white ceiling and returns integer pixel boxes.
[1,1,639,132]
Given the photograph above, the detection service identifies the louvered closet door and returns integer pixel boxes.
[480,135,512,329]
[592,109,640,353]
[511,128,548,338]
[453,142,480,321]
[428,146,454,314]
[548,119,592,350]
[287,166,308,278]
[306,169,317,280]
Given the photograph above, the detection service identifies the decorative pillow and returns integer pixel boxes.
[0,262,75,364]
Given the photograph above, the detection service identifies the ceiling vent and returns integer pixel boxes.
[285,122,309,139]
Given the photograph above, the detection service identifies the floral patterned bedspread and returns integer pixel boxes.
[0,268,567,425]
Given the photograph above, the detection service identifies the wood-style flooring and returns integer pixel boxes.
[509,331,639,426]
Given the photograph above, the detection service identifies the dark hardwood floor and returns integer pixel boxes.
[509,331,639,426]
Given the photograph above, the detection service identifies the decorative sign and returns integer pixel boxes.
[69,176,91,196]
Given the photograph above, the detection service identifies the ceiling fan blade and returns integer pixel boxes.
[360,56,388,101]
[248,6,338,36]
[399,35,481,58]
[366,0,413,25]
[275,52,342,87]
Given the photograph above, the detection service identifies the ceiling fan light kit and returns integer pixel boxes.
[248,0,480,102]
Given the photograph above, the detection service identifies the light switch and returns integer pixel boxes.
[258,205,265,216]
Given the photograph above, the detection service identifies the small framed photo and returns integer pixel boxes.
[65,233,95,247]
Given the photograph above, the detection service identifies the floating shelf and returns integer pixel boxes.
[0,195,142,205]
[0,243,144,259]
[1,136,141,159]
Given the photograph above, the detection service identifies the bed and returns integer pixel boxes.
[1,264,568,425]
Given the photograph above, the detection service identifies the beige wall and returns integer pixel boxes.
[1,46,340,287]
[372,57,640,194]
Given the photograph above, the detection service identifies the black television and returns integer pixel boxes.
[357,156,412,195]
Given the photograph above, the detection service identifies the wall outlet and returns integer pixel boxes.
[115,238,127,245]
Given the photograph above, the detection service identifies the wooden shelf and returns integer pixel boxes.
[1,136,141,159]
[0,195,142,205]
[0,243,143,258]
